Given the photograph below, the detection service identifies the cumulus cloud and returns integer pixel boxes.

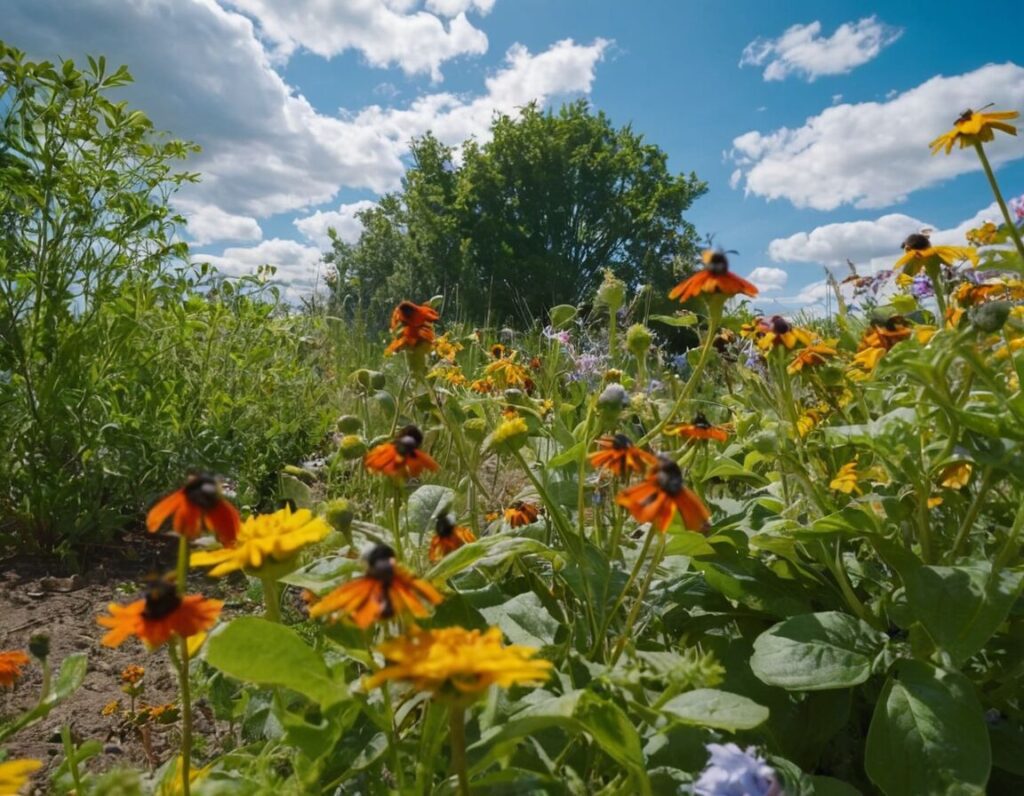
[740,16,901,82]
[197,238,326,298]
[746,266,788,292]
[294,200,377,248]
[226,0,491,80]
[177,201,263,246]
[730,63,1024,210]
[4,1,608,244]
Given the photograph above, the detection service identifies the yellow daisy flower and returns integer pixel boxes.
[830,461,861,495]
[0,760,42,795]
[190,506,330,577]
[484,352,531,388]
[930,108,1019,155]
[364,626,551,697]
[895,233,978,276]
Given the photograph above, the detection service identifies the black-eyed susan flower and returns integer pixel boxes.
[363,626,551,696]
[386,301,440,355]
[830,461,861,495]
[862,316,912,351]
[930,108,1019,155]
[190,506,330,577]
[504,501,542,528]
[0,759,42,794]
[146,474,240,546]
[588,434,658,477]
[469,377,495,394]
[745,316,813,351]
[484,351,531,388]
[616,455,710,533]
[895,233,978,276]
[669,250,759,303]
[787,342,838,374]
[966,221,999,246]
[364,425,439,480]
[308,544,442,629]
[0,650,29,687]
[431,333,462,362]
[97,578,223,649]
[429,514,476,562]
[666,413,730,443]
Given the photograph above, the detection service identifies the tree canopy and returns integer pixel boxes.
[325,100,707,325]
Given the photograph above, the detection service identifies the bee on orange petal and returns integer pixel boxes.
[504,501,542,528]
[666,413,730,443]
[429,514,477,562]
[97,576,223,649]
[308,544,442,629]
[146,474,240,546]
[668,250,759,303]
[587,434,658,478]
[616,455,710,533]
[386,301,440,355]
[364,425,439,480]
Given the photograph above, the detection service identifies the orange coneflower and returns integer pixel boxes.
[0,650,30,687]
[666,413,730,443]
[386,301,440,355]
[588,434,659,477]
[668,250,759,303]
[616,455,710,533]
[364,425,439,480]
[504,501,541,528]
[861,317,911,351]
[309,544,442,629]
[146,474,240,546]
[429,514,476,562]
[97,577,223,649]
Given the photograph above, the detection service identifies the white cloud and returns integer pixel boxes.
[197,238,326,297]
[746,266,788,292]
[294,200,377,248]
[177,201,263,245]
[730,63,1024,210]
[5,1,608,243]
[740,16,902,82]
[226,0,491,80]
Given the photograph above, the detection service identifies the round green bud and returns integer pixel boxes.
[337,414,363,433]
[337,434,368,460]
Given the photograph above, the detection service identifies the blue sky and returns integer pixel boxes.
[6,0,1024,307]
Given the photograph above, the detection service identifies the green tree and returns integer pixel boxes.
[325,100,706,324]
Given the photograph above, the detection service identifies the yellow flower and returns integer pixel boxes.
[915,325,938,345]
[432,333,463,363]
[101,699,121,717]
[191,507,330,577]
[895,233,978,276]
[930,108,1019,155]
[484,352,531,388]
[927,496,944,509]
[0,760,42,795]
[746,316,814,351]
[427,364,467,386]
[486,416,530,454]
[787,342,837,374]
[851,346,886,372]
[156,756,211,796]
[895,272,913,288]
[938,462,973,489]
[830,461,861,495]
[966,221,999,246]
[364,626,551,697]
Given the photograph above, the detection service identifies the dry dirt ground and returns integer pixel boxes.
[0,535,248,793]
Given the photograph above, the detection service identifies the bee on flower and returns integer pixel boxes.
[504,501,542,528]
[666,413,730,443]
[669,250,759,303]
[895,232,978,276]
[386,301,440,355]
[364,425,439,480]
[930,107,1019,155]
[429,514,476,562]
[742,316,813,351]
[308,544,442,629]
[616,454,710,533]
[588,434,658,477]
[146,473,240,546]
[97,575,223,649]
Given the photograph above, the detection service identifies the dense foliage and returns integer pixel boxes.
[325,101,707,325]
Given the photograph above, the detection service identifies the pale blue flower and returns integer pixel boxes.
[693,743,781,796]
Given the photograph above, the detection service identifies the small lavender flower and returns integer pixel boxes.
[910,274,934,299]
[693,743,781,796]
[1009,193,1024,222]
[542,325,572,347]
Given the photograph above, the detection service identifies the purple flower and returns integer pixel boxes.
[1009,194,1024,222]
[910,274,934,299]
[542,325,572,347]
[694,743,781,796]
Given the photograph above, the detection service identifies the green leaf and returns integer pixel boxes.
[479,591,560,647]
[663,530,715,557]
[900,561,1024,666]
[692,554,812,618]
[661,689,769,731]
[546,441,585,469]
[424,535,562,582]
[278,473,313,509]
[206,617,347,708]
[701,458,767,484]
[866,661,990,795]
[650,312,698,328]
[405,484,454,541]
[279,555,361,591]
[549,304,578,329]
[751,612,886,691]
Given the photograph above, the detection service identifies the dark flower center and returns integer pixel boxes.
[692,413,711,429]
[397,301,415,317]
[436,514,457,538]
[654,456,684,495]
[142,579,182,621]
[611,433,633,450]
[365,544,396,584]
[769,316,792,334]
[706,251,729,275]
[393,425,424,454]
[184,474,219,510]
[902,233,931,252]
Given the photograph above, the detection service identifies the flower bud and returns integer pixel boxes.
[337,414,362,433]
[596,269,627,312]
[29,634,50,661]
[597,383,629,412]
[323,498,354,535]
[486,416,530,454]
[464,417,488,441]
[626,323,653,358]
[337,434,368,460]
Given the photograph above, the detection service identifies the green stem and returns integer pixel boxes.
[639,301,721,446]
[61,725,83,795]
[994,500,1024,573]
[948,468,996,562]
[177,636,193,796]
[381,682,407,792]
[577,402,596,536]
[591,525,656,660]
[925,261,947,322]
[390,484,406,562]
[449,705,471,796]
[176,534,189,597]
[261,577,282,623]
[610,532,666,665]
[974,141,1024,262]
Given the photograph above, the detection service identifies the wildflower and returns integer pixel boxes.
[910,274,934,299]
[938,461,973,489]
[190,506,330,577]
[101,699,121,717]
[666,414,730,443]
[787,342,837,374]
[588,434,658,477]
[745,316,813,351]
[930,108,1019,155]
[966,221,999,246]
[626,323,653,358]
[484,351,531,388]
[97,578,223,649]
[830,461,861,495]
[486,416,530,454]
[669,250,758,303]
[0,760,42,795]
[504,501,541,528]
[851,346,886,373]
[309,544,442,629]
[797,406,826,437]
[616,455,710,533]
[386,301,439,355]
[597,383,629,412]
[895,233,978,276]
[596,269,627,311]
[694,743,781,796]
[429,514,476,562]
[324,498,355,535]
[469,377,495,394]
[432,333,462,362]
[1011,194,1024,222]
[121,664,145,685]
[146,474,240,546]
[428,364,467,386]
[364,626,551,696]
[364,425,439,480]
[0,650,30,687]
